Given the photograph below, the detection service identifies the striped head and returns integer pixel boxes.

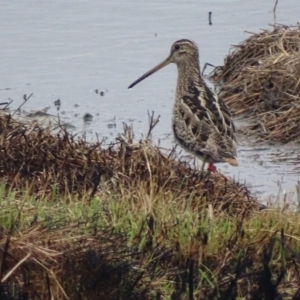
[169,39,199,64]
[128,39,199,89]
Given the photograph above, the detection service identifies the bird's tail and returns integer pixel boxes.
[226,157,238,166]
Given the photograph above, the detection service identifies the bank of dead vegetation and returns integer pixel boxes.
[0,113,299,299]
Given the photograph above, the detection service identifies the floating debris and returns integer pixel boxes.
[27,110,50,118]
[208,11,212,25]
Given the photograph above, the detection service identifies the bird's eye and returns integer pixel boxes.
[174,45,180,50]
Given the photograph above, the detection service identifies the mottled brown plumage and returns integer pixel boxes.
[128,39,238,172]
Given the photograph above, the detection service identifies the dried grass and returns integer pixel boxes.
[0,113,299,299]
[1,190,300,299]
[0,113,259,214]
[211,24,300,143]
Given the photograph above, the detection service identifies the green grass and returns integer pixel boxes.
[1,179,300,299]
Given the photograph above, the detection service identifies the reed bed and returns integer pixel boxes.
[0,114,299,299]
[211,24,300,143]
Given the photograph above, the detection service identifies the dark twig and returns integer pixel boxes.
[12,93,33,116]
[146,111,160,140]
[273,0,279,26]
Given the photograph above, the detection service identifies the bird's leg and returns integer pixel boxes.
[200,158,207,174]
[207,162,217,173]
[200,158,217,179]
[199,157,210,180]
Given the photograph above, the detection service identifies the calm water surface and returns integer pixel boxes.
[1,0,300,201]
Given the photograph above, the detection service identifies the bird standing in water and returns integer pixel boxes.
[128,39,238,173]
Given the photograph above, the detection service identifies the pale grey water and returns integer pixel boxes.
[1,0,300,201]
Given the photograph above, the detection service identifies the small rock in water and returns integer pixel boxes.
[54,99,61,106]
[83,113,93,123]
[95,89,105,96]
[54,99,61,111]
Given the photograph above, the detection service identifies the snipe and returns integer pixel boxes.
[128,39,238,173]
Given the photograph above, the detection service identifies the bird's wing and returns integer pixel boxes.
[181,84,236,142]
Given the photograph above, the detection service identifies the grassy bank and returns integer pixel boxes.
[0,114,299,299]
[1,178,300,299]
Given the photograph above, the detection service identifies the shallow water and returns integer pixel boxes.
[1,0,300,202]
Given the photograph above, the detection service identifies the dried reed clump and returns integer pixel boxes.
[0,114,260,214]
[0,114,106,198]
[211,24,300,143]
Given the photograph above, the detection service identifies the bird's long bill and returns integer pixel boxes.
[128,56,171,89]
